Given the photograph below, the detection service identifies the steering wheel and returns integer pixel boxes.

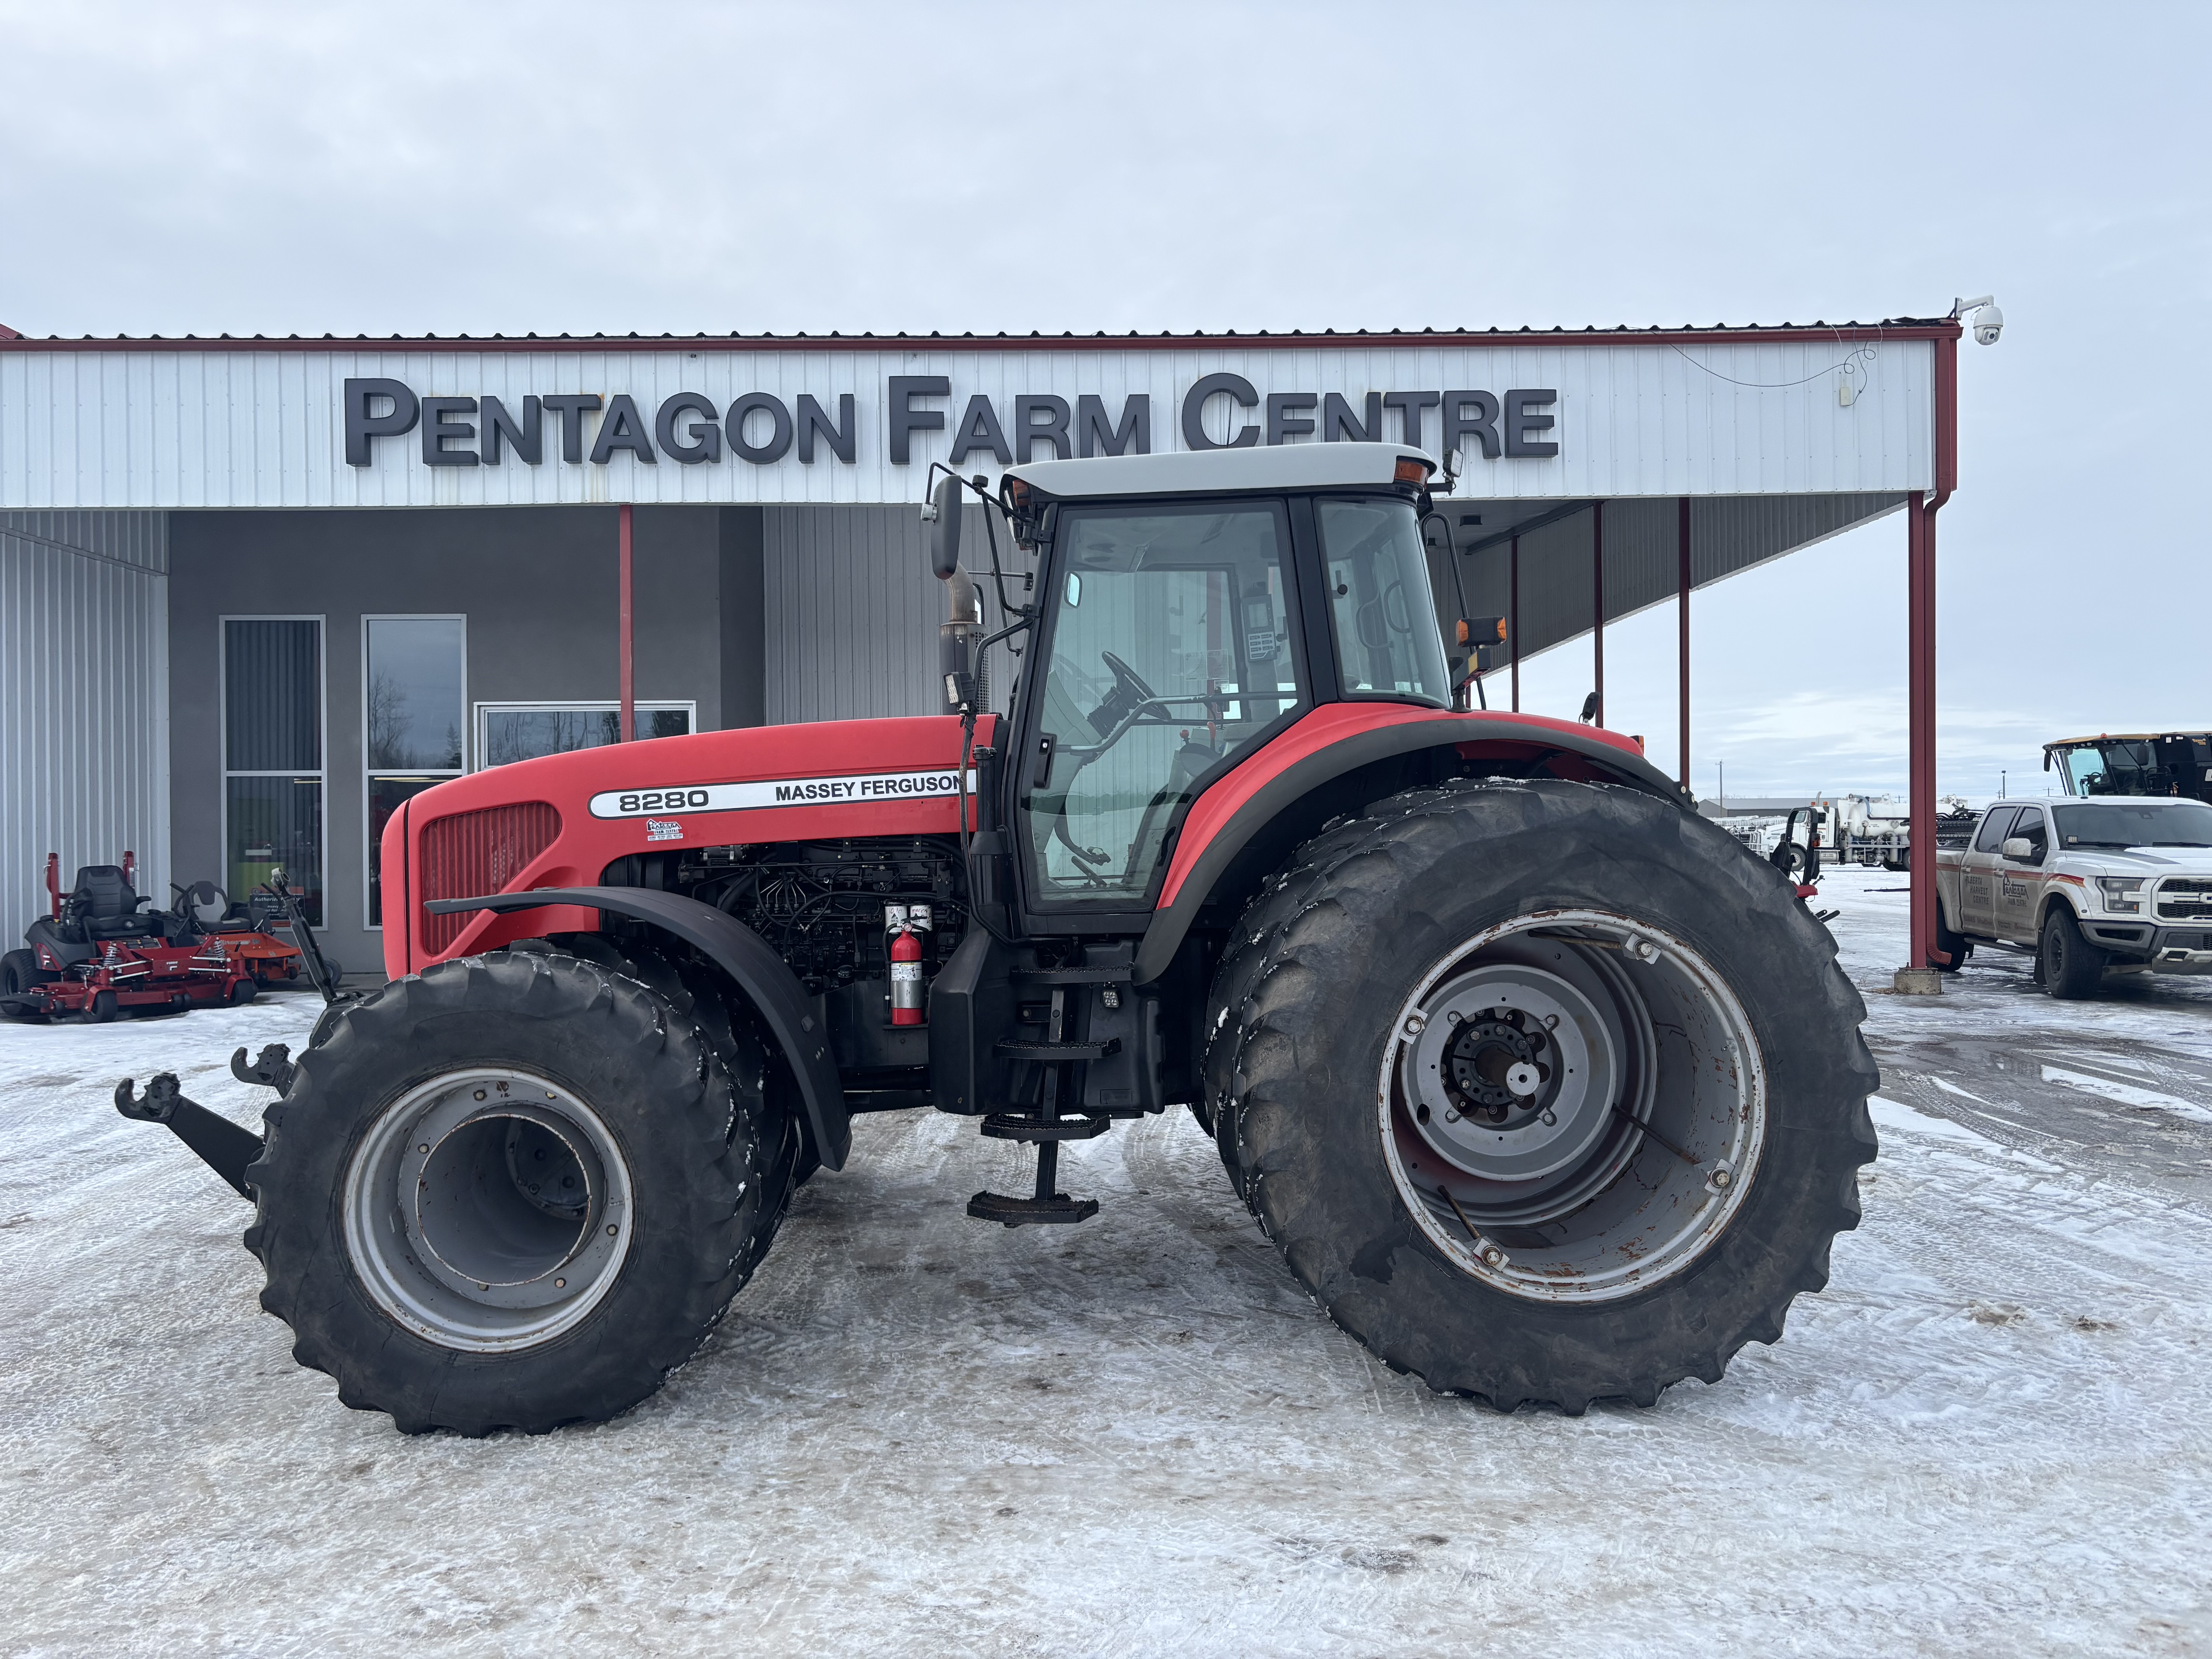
[1100,649,1159,705]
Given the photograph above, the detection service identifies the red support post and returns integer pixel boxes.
[1906,328,1962,980]
[618,502,635,743]
[1591,502,1605,726]
[1677,496,1691,790]
[1907,491,1937,970]
[1508,536,1521,713]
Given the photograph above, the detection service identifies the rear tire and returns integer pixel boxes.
[1935,908,1973,972]
[245,949,768,1434]
[2040,908,2106,1000]
[1204,777,1877,1413]
[1,949,49,1019]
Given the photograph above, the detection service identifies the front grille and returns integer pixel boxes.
[419,802,561,953]
[2156,878,2212,922]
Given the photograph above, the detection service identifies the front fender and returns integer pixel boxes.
[1133,706,1691,984]
[424,886,849,1170]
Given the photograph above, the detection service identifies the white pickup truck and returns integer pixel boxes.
[1933,796,2212,997]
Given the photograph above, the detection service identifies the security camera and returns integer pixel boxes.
[1951,294,2003,345]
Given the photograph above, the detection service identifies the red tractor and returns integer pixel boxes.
[121,444,1876,1434]
[3,853,258,1020]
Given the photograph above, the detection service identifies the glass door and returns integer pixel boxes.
[1020,501,1305,910]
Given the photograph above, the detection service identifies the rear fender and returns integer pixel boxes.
[424,886,849,1170]
[1133,709,1691,985]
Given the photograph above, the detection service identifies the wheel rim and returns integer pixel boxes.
[1377,909,1767,1304]
[343,1067,634,1353]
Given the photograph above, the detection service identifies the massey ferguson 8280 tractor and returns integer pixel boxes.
[122,442,1877,1434]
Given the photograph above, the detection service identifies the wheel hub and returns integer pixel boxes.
[1378,912,1767,1304]
[343,1066,634,1352]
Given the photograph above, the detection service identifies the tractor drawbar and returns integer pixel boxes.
[114,1067,271,1200]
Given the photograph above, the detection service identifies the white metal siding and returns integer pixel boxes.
[0,510,170,941]
[2,341,1936,510]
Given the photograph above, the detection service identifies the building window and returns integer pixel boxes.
[365,616,467,928]
[223,617,325,927]
[474,702,696,769]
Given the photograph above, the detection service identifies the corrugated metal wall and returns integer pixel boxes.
[763,504,1024,724]
[1,340,1936,510]
[0,510,170,941]
[1456,492,1906,664]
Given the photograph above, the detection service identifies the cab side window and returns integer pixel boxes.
[1972,807,2019,853]
[2008,807,2048,863]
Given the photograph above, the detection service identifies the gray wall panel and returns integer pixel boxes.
[0,510,169,944]
[167,506,734,981]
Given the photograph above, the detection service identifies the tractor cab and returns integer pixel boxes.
[929,444,1456,932]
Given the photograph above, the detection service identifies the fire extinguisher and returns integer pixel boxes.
[886,903,932,1026]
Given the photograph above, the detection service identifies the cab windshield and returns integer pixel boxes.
[2052,800,2212,848]
[1021,500,1306,907]
[1316,496,1450,706]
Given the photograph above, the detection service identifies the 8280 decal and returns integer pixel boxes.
[587,769,969,821]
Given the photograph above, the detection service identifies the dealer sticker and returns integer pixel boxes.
[589,769,971,821]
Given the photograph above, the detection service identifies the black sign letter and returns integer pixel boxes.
[1078,393,1150,457]
[888,375,950,465]
[1014,395,1072,462]
[589,395,658,464]
[1503,389,1559,458]
[797,393,855,464]
[1382,391,1441,451]
[541,394,604,464]
[420,397,479,467]
[726,393,794,464]
[481,395,542,465]
[343,377,419,467]
[1322,392,1380,443]
[1266,392,1317,445]
[949,395,1013,467]
[1443,390,1501,460]
[657,392,725,464]
[1182,373,1260,450]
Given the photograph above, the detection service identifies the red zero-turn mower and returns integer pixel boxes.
[2,853,258,1020]
[118,444,1878,1435]
[172,883,322,986]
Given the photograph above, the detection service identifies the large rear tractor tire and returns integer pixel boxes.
[245,948,769,1434]
[1205,777,1878,1413]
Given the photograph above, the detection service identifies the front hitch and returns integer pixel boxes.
[115,1072,266,1201]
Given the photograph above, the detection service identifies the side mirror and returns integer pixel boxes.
[927,473,963,580]
[2001,836,2034,859]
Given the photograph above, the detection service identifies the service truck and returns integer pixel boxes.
[1933,795,2212,995]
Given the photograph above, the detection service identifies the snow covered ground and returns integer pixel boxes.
[3,868,2210,1656]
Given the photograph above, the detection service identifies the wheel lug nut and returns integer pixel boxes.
[1541,1109,1557,1126]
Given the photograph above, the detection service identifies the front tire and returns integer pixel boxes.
[245,949,767,1434]
[2040,908,2106,1000]
[1206,778,1877,1413]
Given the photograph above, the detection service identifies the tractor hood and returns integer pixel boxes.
[381,714,994,977]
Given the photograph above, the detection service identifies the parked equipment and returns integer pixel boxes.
[2044,733,2212,805]
[2,854,258,1020]
[173,882,316,986]
[120,443,1877,1434]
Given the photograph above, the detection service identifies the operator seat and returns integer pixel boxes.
[69,866,154,940]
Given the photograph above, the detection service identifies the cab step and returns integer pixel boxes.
[981,1110,1112,1142]
[994,1036,1121,1060]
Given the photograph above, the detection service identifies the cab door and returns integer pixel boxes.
[1960,806,2016,934]
[1992,803,2049,941]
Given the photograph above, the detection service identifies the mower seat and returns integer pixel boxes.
[70,866,153,940]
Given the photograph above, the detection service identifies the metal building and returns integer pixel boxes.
[0,322,1964,981]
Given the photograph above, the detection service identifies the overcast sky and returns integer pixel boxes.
[3,1,2205,802]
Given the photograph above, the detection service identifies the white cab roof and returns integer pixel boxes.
[1008,442,1436,498]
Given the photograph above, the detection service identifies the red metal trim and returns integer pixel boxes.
[1509,536,1521,713]
[618,503,635,742]
[1592,502,1606,726]
[1677,497,1691,790]
[0,323,1968,356]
